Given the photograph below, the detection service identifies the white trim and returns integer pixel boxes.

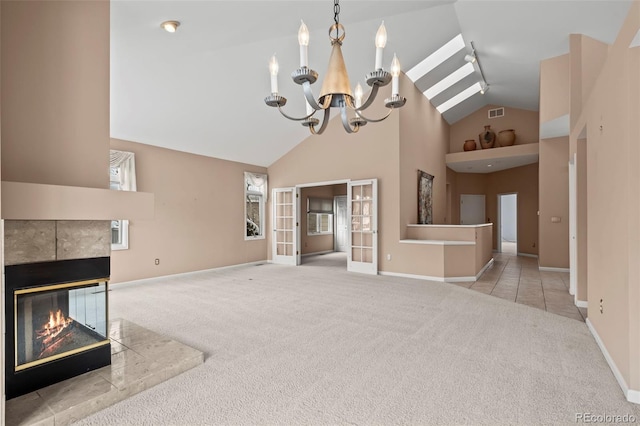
[400,239,475,246]
[111,260,269,288]
[301,250,334,257]
[406,223,492,229]
[476,258,494,280]
[517,252,538,258]
[539,266,570,272]
[586,319,640,404]
[576,300,588,309]
[379,258,493,284]
[296,179,349,188]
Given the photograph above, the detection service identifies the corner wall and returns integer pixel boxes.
[110,139,267,283]
[571,0,640,400]
[538,137,570,269]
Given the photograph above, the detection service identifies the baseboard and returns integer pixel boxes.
[379,271,449,283]
[379,258,493,284]
[111,260,269,287]
[517,252,538,258]
[586,319,640,404]
[539,266,570,272]
[576,300,588,309]
[475,258,494,280]
[301,250,334,257]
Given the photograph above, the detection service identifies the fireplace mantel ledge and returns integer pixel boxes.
[1,181,154,220]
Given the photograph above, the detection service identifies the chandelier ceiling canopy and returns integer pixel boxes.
[264,0,406,135]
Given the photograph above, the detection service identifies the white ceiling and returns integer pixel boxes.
[110,0,633,168]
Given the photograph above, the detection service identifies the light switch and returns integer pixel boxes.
[551,216,561,223]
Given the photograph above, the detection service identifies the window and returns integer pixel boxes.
[110,150,137,250]
[245,172,267,239]
[307,197,334,235]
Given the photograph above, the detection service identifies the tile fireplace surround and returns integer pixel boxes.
[3,220,202,424]
[6,318,204,425]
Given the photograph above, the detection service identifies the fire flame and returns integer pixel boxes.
[36,309,73,343]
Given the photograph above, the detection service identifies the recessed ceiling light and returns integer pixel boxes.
[161,20,180,33]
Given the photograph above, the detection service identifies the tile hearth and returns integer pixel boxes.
[6,318,204,426]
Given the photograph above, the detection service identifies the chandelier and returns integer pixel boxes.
[264,0,406,135]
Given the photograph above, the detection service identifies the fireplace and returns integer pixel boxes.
[5,257,111,400]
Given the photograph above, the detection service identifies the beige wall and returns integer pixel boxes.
[450,163,538,255]
[538,137,569,268]
[570,0,640,394]
[110,139,267,283]
[486,164,539,256]
[449,105,539,154]
[268,73,450,276]
[1,1,109,189]
[399,78,450,234]
[570,34,609,131]
[540,54,570,124]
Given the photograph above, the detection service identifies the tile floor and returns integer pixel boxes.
[6,318,204,426]
[453,252,587,322]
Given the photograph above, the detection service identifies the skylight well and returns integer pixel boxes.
[406,33,488,117]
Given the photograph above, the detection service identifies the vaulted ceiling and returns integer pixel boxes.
[110,0,633,167]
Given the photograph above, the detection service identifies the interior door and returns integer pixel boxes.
[334,196,348,252]
[460,194,485,225]
[347,179,378,274]
[272,187,298,265]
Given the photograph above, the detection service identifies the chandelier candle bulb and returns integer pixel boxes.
[390,54,401,95]
[375,21,387,70]
[298,20,310,68]
[269,55,279,94]
[355,83,363,108]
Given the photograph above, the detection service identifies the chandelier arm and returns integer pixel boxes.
[354,108,394,123]
[340,102,359,133]
[302,82,327,111]
[309,108,332,135]
[354,84,381,111]
[276,104,316,122]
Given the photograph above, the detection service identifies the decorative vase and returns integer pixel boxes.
[497,129,516,147]
[463,139,476,151]
[479,125,496,149]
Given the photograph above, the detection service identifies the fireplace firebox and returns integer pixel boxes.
[5,257,111,399]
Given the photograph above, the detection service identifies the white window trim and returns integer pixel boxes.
[245,172,267,241]
[307,212,334,236]
[110,150,136,250]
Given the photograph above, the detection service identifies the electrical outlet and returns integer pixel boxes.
[600,298,603,314]
[387,254,392,261]
[155,259,160,266]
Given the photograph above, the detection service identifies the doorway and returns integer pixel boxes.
[272,179,379,275]
[497,193,518,254]
[334,195,348,252]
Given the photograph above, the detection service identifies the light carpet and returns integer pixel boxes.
[76,253,640,425]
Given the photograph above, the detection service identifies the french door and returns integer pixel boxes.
[272,187,299,265]
[347,179,378,274]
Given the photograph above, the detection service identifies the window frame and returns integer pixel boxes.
[245,172,267,240]
[307,212,334,236]
[110,151,135,251]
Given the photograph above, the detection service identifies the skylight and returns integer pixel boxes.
[436,82,482,113]
[406,34,465,82]
[424,62,475,99]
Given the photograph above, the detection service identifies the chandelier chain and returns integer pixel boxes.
[333,0,340,25]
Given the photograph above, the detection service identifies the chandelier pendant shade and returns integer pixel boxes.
[264,0,406,135]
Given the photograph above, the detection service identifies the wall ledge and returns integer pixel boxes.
[2,181,154,220]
